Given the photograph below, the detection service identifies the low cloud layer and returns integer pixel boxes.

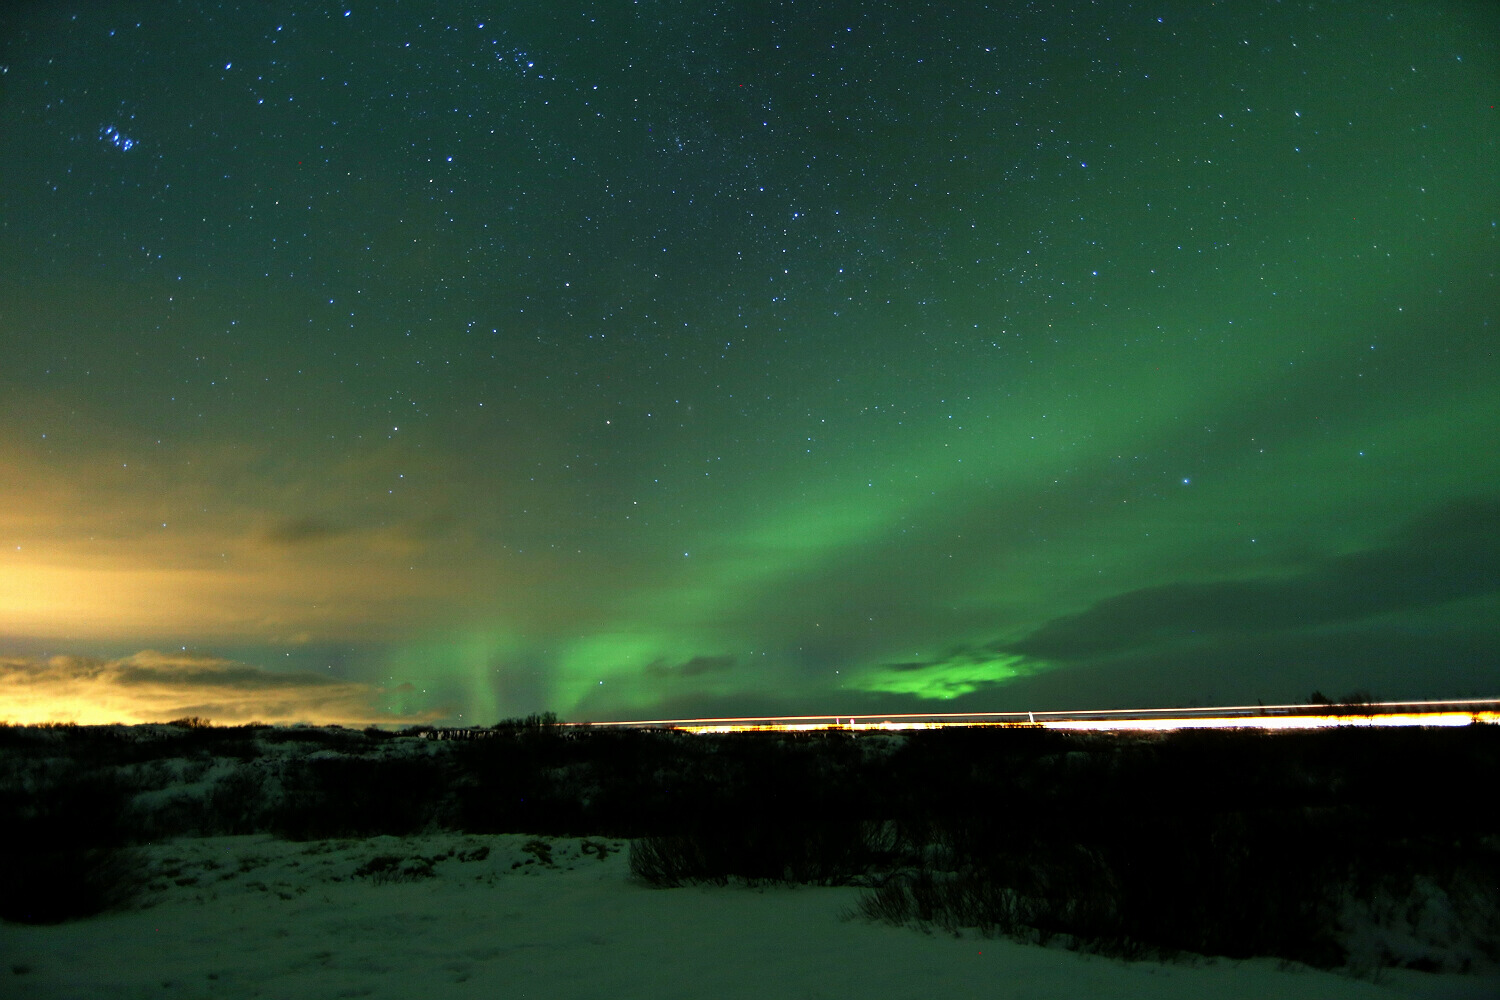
[1008,499,1500,663]
[0,650,443,727]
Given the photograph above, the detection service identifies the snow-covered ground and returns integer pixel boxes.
[5,832,1496,1000]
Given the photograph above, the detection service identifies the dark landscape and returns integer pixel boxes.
[4,718,1497,976]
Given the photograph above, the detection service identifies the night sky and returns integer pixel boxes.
[2,2,1497,726]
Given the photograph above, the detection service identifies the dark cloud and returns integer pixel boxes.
[983,619,1500,711]
[879,661,931,674]
[111,659,346,689]
[644,654,736,679]
[1010,498,1500,662]
[261,517,345,546]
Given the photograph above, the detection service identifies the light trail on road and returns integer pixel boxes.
[572,698,1500,734]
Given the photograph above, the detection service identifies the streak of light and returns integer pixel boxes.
[572,699,1500,734]
[1034,712,1500,732]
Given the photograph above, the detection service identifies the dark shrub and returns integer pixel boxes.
[631,817,894,887]
[492,712,561,733]
[857,806,1345,966]
[0,760,146,924]
[270,755,448,839]
[0,848,145,924]
[522,838,555,866]
[353,854,437,884]
[202,768,270,835]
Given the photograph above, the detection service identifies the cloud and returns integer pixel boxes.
[982,616,1500,711]
[0,433,493,643]
[854,648,1042,700]
[260,516,346,546]
[1009,498,1500,662]
[0,650,444,726]
[643,654,736,679]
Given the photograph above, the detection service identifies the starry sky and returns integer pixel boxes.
[1,2,1497,726]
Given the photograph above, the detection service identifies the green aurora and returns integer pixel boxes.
[0,2,1496,725]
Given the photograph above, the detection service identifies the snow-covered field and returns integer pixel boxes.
[5,831,1496,1000]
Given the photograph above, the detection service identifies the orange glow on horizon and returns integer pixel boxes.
[0,650,444,728]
